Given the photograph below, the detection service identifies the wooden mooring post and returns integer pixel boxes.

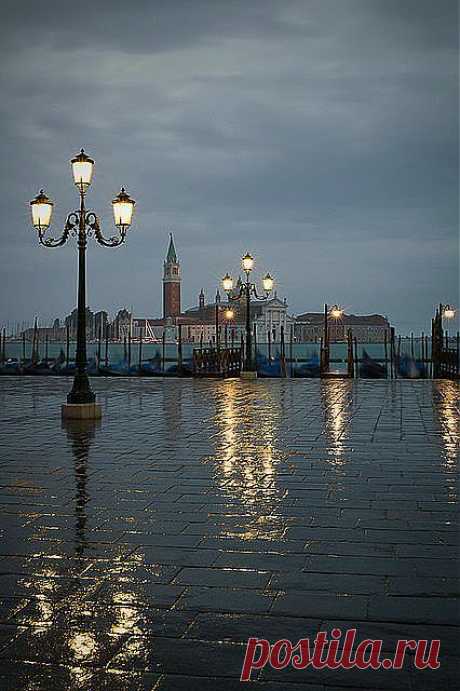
[138,327,143,374]
[177,324,183,376]
[347,329,354,378]
[66,323,70,367]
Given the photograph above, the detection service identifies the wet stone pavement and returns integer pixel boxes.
[0,376,458,691]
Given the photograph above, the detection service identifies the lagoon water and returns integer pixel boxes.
[3,339,432,370]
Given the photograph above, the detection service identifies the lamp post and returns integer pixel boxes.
[29,149,135,419]
[323,303,343,373]
[224,308,234,348]
[222,253,274,379]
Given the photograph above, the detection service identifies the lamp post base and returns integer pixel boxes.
[240,370,258,380]
[61,402,102,420]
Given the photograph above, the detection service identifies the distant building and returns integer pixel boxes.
[65,307,94,339]
[174,288,294,344]
[111,309,132,340]
[94,310,109,340]
[294,312,391,342]
[22,325,66,342]
[131,317,168,342]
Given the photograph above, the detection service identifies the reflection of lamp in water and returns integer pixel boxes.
[13,418,151,688]
[433,382,459,472]
[322,382,350,466]
[62,418,151,679]
[212,380,284,539]
[63,419,100,559]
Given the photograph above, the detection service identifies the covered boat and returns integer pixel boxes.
[359,349,387,379]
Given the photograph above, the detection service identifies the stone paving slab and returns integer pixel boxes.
[0,377,458,690]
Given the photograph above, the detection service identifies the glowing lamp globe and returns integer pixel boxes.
[222,273,234,292]
[262,273,274,293]
[330,306,343,319]
[443,306,456,319]
[30,190,54,230]
[112,187,135,228]
[71,149,94,192]
[242,252,254,273]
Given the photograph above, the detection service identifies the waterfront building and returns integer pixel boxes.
[94,311,109,340]
[14,235,392,347]
[294,312,391,342]
[21,324,66,342]
[65,307,95,340]
[110,308,132,341]
[176,289,294,344]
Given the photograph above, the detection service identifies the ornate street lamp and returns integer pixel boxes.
[29,149,135,419]
[222,253,274,378]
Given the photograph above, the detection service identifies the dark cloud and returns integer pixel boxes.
[1,0,458,333]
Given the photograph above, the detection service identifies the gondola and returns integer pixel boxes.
[98,359,131,376]
[164,360,193,377]
[0,358,22,375]
[291,352,321,378]
[359,349,387,379]
[397,354,427,379]
[23,359,56,375]
[256,351,284,378]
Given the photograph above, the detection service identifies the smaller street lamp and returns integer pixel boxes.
[323,303,344,373]
[222,252,274,378]
[330,305,344,320]
[224,308,234,348]
[442,305,456,320]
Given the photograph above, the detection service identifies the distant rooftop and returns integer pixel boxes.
[296,312,389,325]
[165,233,178,263]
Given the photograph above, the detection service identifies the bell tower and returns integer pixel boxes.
[163,233,181,319]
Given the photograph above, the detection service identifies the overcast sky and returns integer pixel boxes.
[1,0,458,333]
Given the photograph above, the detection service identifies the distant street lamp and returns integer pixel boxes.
[29,149,135,419]
[222,253,274,378]
[441,304,456,320]
[330,305,344,320]
[224,308,234,348]
[323,303,344,372]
